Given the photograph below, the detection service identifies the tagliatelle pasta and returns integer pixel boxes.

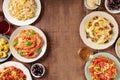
[85,16,114,44]
[89,56,118,80]
[8,0,36,21]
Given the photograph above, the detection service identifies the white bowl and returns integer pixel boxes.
[105,0,120,14]
[9,25,47,63]
[115,37,120,58]
[30,63,45,78]
[0,61,32,80]
[3,0,41,26]
[84,0,101,10]
[79,11,118,50]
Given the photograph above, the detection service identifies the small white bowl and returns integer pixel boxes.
[84,0,101,10]
[105,0,120,14]
[30,63,45,78]
[115,37,120,58]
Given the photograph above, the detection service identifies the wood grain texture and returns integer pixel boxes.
[0,0,120,80]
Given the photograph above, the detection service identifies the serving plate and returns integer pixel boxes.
[105,0,120,14]
[85,52,120,80]
[0,61,32,80]
[3,0,41,26]
[115,37,120,58]
[9,25,47,63]
[79,11,118,50]
[0,35,11,62]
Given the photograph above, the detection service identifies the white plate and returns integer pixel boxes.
[9,25,47,63]
[85,52,120,80]
[79,11,118,50]
[115,37,120,58]
[0,35,11,62]
[3,0,41,26]
[0,61,32,80]
[105,0,120,14]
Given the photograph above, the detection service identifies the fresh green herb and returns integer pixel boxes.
[36,48,42,53]
[25,41,32,46]
[13,41,18,47]
[98,68,101,72]
[28,31,35,35]
[18,50,23,56]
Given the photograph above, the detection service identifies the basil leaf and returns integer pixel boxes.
[36,49,42,53]
[13,41,18,47]
[25,41,32,46]
[28,31,35,35]
[18,50,23,56]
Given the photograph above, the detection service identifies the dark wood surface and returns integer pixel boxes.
[0,0,120,80]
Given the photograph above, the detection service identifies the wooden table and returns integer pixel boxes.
[0,0,120,80]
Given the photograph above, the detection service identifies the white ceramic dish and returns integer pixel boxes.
[105,0,120,14]
[9,25,47,63]
[30,63,45,78]
[115,37,120,58]
[0,35,11,62]
[3,0,41,26]
[84,0,101,10]
[85,52,120,80]
[0,61,32,80]
[79,11,118,50]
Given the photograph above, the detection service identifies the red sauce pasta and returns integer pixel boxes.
[89,56,118,80]
[12,29,43,58]
[0,66,26,80]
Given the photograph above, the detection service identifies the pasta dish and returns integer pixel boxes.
[0,66,26,80]
[12,29,43,58]
[89,56,118,80]
[8,0,36,21]
[85,16,113,44]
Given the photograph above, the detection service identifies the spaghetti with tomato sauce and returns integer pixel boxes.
[89,55,118,80]
[12,29,43,58]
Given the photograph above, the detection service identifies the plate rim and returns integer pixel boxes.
[79,11,119,50]
[85,52,120,80]
[2,0,41,26]
[9,25,47,63]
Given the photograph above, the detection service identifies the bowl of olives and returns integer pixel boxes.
[30,63,45,78]
[105,0,120,13]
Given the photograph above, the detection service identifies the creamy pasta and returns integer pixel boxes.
[8,0,36,21]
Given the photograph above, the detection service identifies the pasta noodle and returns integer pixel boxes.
[8,0,36,21]
[12,29,43,58]
[85,16,113,44]
[0,66,26,80]
[89,56,118,80]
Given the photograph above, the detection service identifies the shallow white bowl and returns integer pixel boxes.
[3,0,41,26]
[79,11,118,50]
[0,61,32,80]
[9,25,47,63]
